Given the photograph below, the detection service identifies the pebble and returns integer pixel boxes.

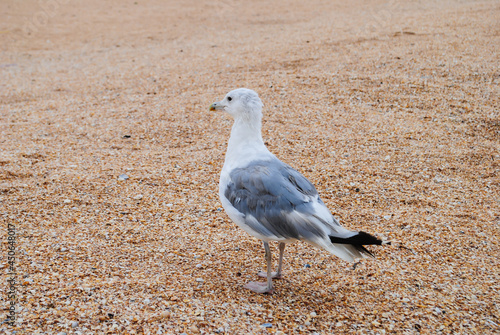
[118,174,129,181]
[5,3,495,335]
[195,278,204,282]
[63,199,71,204]
[144,298,151,304]
[71,321,79,328]
[261,323,272,328]
[133,194,143,200]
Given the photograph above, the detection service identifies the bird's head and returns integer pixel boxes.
[209,88,263,122]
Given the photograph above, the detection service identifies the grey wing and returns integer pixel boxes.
[224,159,328,240]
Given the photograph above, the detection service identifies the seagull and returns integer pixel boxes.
[209,88,389,294]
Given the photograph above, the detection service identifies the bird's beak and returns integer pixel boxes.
[209,101,225,111]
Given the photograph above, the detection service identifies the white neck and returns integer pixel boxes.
[224,117,271,168]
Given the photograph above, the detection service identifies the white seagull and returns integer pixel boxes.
[210,88,389,294]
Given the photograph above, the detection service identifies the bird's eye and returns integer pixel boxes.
[227,96,232,102]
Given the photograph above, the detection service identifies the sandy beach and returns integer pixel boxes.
[0,0,499,333]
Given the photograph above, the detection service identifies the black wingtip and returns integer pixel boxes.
[329,231,385,246]
[355,244,376,258]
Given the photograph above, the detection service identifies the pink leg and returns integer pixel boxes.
[244,242,274,294]
[258,242,285,279]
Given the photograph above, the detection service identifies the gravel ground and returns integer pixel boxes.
[1,0,499,334]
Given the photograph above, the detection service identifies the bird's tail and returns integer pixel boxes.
[327,231,390,261]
